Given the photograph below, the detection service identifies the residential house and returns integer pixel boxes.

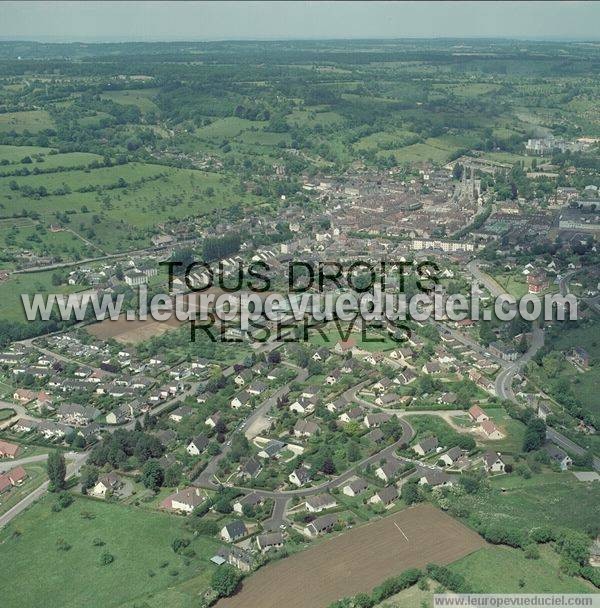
[258,439,286,459]
[231,391,252,409]
[343,478,368,497]
[205,412,222,429]
[570,346,590,369]
[57,403,100,426]
[305,514,337,537]
[366,428,385,444]
[305,493,337,513]
[289,466,312,487]
[537,401,552,421]
[375,458,404,483]
[13,388,36,403]
[169,406,194,423]
[481,420,504,439]
[312,347,330,362]
[220,520,248,542]
[233,492,263,515]
[247,380,267,396]
[294,419,320,438]
[439,446,463,466]
[468,405,489,423]
[290,396,317,415]
[482,451,506,474]
[339,406,364,423]
[161,487,205,513]
[90,472,122,498]
[256,532,284,553]
[375,393,397,407]
[0,440,19,459]
[545,444,572,471]
[220,546,253,572]
[412,436,439,457]
[234,369,253,387]
[418,468,455,487]
[239,458,262,480]
[325,397,346,413]
[397,369,417,385]
[369,485,398,507]
[187,434,209,456]
[364,412,392,429]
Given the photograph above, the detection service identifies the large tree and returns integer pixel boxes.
[141,459,164,492]
[47,450,67,492]
[522,419,546,452]
[211,565,242,597]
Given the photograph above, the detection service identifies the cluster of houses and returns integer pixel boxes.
[468,405,504,439]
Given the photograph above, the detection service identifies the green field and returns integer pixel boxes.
[101,88,160,113]
[0,110,54,133]
[0,270,85,322]
[458,472,600,536]
[0,495,221,608]
[0,149,262,256]
[450,545,593,593]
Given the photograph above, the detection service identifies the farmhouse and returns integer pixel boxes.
[305,493,337,513]
[0,466,27,492]
[369,485,398,507]
[220,520,248,542]
[343,477,368,497]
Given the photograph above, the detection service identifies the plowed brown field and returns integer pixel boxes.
[217,504,485,608]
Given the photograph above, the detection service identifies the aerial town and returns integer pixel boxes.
[0,5,599,608]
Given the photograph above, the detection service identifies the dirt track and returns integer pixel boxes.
[216,503,485,608]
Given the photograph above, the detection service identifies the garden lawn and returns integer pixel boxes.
[0,494,220,608]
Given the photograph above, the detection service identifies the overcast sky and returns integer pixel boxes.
[0,1,598,42]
